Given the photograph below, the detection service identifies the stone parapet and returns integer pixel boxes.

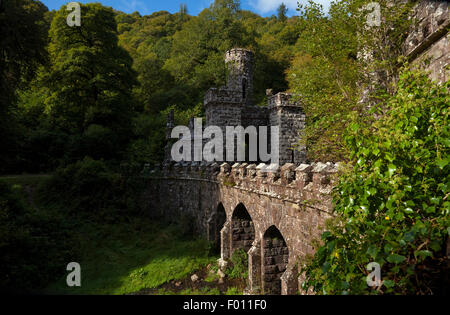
[404,1,449,83]
[148,161,338,213]
[204,87,244,106]
[267,92,302,109]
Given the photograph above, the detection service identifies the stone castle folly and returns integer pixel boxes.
[170,47,307,166]
[145,1,449,295]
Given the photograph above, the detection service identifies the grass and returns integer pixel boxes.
[0,174,51,187]
[225,287,242,295]
[152,286,243,295]
[226,249,249,279]
[156,287,222,295]
[43,219,218,295]
[2,174,221,295]
[204,271,221,283]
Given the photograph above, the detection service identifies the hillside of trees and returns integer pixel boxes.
[1,0,309,174]
[0,0,448,295]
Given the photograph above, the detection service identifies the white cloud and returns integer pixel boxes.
[249,0,332,15]
[119,0,148,13]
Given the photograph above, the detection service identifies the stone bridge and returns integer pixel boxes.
[142,0,448,295]
[143,162,338,295]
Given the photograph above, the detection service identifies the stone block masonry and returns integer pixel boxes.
[152,3,449,295]
[404,1,449,84]
[201,48,308,166]
[262,227,290,295]
[143,161,338,295]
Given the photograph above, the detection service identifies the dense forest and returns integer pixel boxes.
[1,0,307,174]
[0,0,448,295]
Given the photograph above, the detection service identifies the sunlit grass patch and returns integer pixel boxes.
[44,219,217,295]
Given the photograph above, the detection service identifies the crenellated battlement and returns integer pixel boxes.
[199,49,307,166]
[267,92,302,109]
[204,87,244,106]
[143,161,338,294]
[144,4,449,295]
[147,161,338,213]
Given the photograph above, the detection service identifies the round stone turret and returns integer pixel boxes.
[225,48,253,104]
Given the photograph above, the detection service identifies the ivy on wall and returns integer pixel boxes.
[302,69,449,295]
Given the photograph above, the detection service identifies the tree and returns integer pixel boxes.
[0,0,49,173]
[164,0,253,105]
[133,53,178,114]
[44,3,137,140]
[214,0,241,14]
[180,3,188,15]
[302,69,449,295]
[0,0,48,116]
[115,9,190,115]
[277,3,288,22]
[287,0,361,162]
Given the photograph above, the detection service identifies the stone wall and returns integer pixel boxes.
[268,93,306,165]
[143,161,337,295]
[241,106,269,130]
[262,227,289,295]
[404,0,449,83]
[202,49,308,166]
[231,207,255,255]
[225,48,254,104]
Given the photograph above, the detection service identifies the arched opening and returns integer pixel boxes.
[262,226,289,295]
[207,203,227,255]
[231,203,255,254]
[214,203,227,253]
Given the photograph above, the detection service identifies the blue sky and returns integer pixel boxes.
[41,0,332,17]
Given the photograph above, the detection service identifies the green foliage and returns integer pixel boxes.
[302,70,449,295]
[226,249,248,279]
[116,0,300,121]
[45,219,217,295]
[127,113,166,167]
[0,179,74,293]
[205,269,221,283]
[163,0,253,101]
[44,3,137,138]
[225,287,243,295]
[2,1,305,173]
[287,0,413,162]
[0,0,49,173]
[0,0,48,115]
[287,0,361,162]
[116,10,187,113]
[277,3,288,21]
[37,157,143,219]
[2,2,144,174]
[357,0,415,90]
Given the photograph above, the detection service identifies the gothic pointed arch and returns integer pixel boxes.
[262,225,289,295]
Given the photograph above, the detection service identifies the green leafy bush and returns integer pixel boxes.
[71,124,119,161]
[226,249,249,279]
[37,157,143,220]
[127,113,166,167]
[302,70,449,295]
[0,180,74,293]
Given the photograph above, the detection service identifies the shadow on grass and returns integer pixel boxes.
[2,175,219,295]
[43,219,218,295]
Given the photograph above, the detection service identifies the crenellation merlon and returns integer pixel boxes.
[204,87,244,106]
[267,92,302,108]
[151,162,337,209]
